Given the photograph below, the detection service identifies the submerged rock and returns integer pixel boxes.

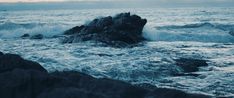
[21,33,30,38]
[63,12,147,47]
[31,34,44,39]
[229,31,234,36]
[0,51,211,98]
[175,58,208,72]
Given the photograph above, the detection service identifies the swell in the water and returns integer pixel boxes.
[0,22,45,30]
[156,22,234,31]
[143,22,234,43]
[0,22,69,38]
[156,22,216,29]
[1,21,234,44]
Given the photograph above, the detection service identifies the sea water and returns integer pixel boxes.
[0,7,234,97]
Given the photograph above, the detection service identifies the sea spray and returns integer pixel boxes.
[0,22,69,38]
[143,23,234,43]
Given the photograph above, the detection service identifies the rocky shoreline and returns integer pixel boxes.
[0,51,211,98]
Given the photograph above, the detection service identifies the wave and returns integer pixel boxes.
[0,22,70,38]
[156,22,215,29]
[156,22,234,31]
[143,22,234,43]
[1,21,234,43]
[0,22,45,30]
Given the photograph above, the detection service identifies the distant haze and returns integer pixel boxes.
[0,0,233,10]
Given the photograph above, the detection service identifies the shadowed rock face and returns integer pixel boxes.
[0,53,47,73]
[0,52,3,56]
[0,51,211,98]
[63,13,147,47]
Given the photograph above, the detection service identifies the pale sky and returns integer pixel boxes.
[0,0,64,2]
[0,0,233,10]
[0,0,234,3]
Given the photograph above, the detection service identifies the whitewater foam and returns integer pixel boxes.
[0,22,69,38]
[143,23,234,43]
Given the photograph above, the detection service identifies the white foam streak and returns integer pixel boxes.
[0,23,68,38]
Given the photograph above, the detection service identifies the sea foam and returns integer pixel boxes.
[0,22,69,38]
[143,22,234,43]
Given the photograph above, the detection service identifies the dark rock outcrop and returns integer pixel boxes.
[31,34,43,39]
[147,88,210,98]
[0,53,47,73]
[0,51,211,98]
[0,51,3,56]
[0,69,51,98]
[138,84,210,98]
[175,58,208,72]
[63,12,147,47]
[64,25,85,35]
[42,71,148,98]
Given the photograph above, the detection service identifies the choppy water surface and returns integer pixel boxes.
[0,7,234,97]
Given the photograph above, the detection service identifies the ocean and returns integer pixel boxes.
[0,7,234,97]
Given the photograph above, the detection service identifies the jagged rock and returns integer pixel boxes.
[64,25,85,35]
[0,51,211,98]
[175,58,208,72]
[21,33,30,38]
[63,13,147,46]
[31,34,43,39]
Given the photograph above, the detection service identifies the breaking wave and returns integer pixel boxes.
[156,22,234,31]
[0,22,69,38]
[156,22,215,29]
[143,22,234,43]
[1,21,234,44]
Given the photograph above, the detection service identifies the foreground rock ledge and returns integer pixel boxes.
[0,51,211,98]
[63,12,147,47]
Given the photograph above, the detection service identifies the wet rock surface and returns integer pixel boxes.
[21,33,30,38]
[0,51,3,56]
[30,34,44,39]
[63,13,147,47]
[175,58,208,72]
[0,51,211,98]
